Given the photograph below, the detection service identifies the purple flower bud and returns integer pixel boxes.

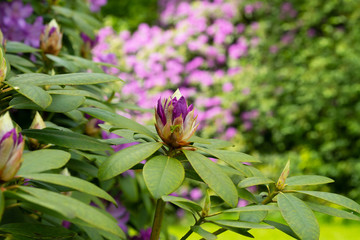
[155,90,198,148]
[40,19,62,56]
[0,112,24,182]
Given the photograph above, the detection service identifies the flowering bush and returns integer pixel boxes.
[97,0,360,202]
[0,1,359,240]
[92,0,264,140]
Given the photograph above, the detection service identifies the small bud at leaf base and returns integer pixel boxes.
[202,189,211,217]
[0,48,7,82]
[276,160,290,190]
[29,112,46,150]
[40,19,63,56]
[155,89,198,148]
[0,112,24,182]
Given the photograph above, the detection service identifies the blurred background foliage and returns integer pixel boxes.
[99,0,360,201]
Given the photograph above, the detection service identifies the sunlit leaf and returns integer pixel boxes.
[238,177,274,188]
[296,191,360,214]
[191,226,217,240]
[98,142,163,180]
[306,201,360,221]
[286,175,334,186]
[80,107,157,139]
[143,155,184,199]
[18,149,71,175]
[21,128,112,151]
[19,173,116,204]
[183,150,238,207]
[277,193,319,240]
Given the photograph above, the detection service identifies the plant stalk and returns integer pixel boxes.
[180,218,203,240]
[262,191,278,205]
[150,198,166,240]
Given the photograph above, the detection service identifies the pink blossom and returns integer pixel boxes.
[222,82,233,92]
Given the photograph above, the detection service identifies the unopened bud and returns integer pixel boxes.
[0,48,7,82]
[155,89,198,148]
[276,160,290,190]
[0,112,24,182]
[29,112,46,150]
[40,19,62,56]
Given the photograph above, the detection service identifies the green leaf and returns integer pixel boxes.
[19,173,116,204]
[5,41,39,53]
[6,82,52,109]
[239,211,268,223]
[263,220,300,239]
[47,89,100,100]
[198,147,259,163]
[306,201,360,221]
[183,150,238,207]
[285,175,334,186]
[6,54,36,67]
[46,54,79,72]
[63,55,103,73]
[238,177,274,188]
[10,94,85,112]
[79,107,157,139]
[224,204,279,213]
[7,191,76,218]
[18,187,125,239]
[0,190,4,222]
[161,195,202,212]
[18,149,71,175]
[212,220,273,229]
[143,155,184,199]
[21,129,112,151]
[98,142,163,180]
[194,138,233,149]
[191,226,217,240]
[238,188,258,204]
[277,193,319,240]
[296,190,360,214]
[73,15,95,39]
[0,223,76,239]
[7,73,120,86]
[188,135,211,144]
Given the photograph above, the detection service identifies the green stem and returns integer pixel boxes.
[262,191,278,205]
[150,198,166,240]
[180,218,203,240]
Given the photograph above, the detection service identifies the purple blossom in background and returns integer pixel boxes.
[189,188,203,201]
[101,131,138,152]
[131,228,152,240]
[0,0,43,47]
[91,0,271,140]
[89,0,107,12]
[81,32,99,49]
[307,28,316,38]
[106,199,130,233]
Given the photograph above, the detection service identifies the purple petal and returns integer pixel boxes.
[172,96,188,121]
[156,98,166,125]
[0,129,15,144]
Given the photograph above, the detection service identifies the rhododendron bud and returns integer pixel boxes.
[155,90,198,148]
[40,19,62,56]
[0,112,24,182]
[29,112,46,149]
[0,48,7,82]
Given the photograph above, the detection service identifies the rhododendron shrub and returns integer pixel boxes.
[92,0,264,140]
